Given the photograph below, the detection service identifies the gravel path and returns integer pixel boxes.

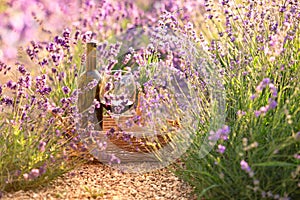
[1,161,196,200]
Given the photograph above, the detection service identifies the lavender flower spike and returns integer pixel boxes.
[240,160,251,172]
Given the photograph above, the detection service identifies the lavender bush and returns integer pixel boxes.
[0,0,151,191]
[0,62,76,191]
[0,26,92,191]
[174,0,300,199]
[0,0,299,199]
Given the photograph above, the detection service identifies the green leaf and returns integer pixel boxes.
[198,184,220,198]
[253,161,297,167]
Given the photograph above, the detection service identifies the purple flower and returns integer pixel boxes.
[256,78,272,92]
[259,106,268,114]
[39,86,52,95]
[209,125,230,141]
[250,94,256,100]
[17,64,27,75]
[6,80,17,90]
[221,125,230,135]
[93,99,100,108]
[254,110,261,117]
[240,160,251,172]
[74,30,81,40]
[269,56,275,62]
[217,144,226,154]
[269,83,277,97]
[2,96,13,106]
[62,86,70,94]
[87,79,98,90]
[51,68,57,73]
[29,168,40,179]
[104,82,113,92]
[106,128,116,136]
[255,83,264,92]
[38,141,46,152]
[55,130,61,137]
[125,119,133,128]
[268,99,277,109]
[82,31,93,42]
[88,105,95,114]
[57,72,65,81]
[46,42,56,52]
[262,78,270,85]
[122,54,132,65]
[219,125,230,140]
[237,110,246,117]
[295,132,300,141]
[54,36,65,45]
[242,71,248,76]
[294,154,300,160]
[39,164,47,175]
[63,28,71,38]
[23,173,29,180]
[110,154,121,164]
[69,142,78,150]
[39,58,49,67]
[96,140,107,150]
[208,131,218,141]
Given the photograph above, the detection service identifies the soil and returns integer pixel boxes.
[1,161,196,200]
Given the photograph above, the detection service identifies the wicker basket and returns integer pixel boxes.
[102,115,181,153]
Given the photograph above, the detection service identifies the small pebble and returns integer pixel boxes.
[1,162,196,200]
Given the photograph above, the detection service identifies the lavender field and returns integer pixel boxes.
[0,0,299,199]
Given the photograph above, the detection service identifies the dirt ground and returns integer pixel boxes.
[1,161,196,200]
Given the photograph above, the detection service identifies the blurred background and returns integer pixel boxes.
[0,0,81,62]
[0,0,193,63]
